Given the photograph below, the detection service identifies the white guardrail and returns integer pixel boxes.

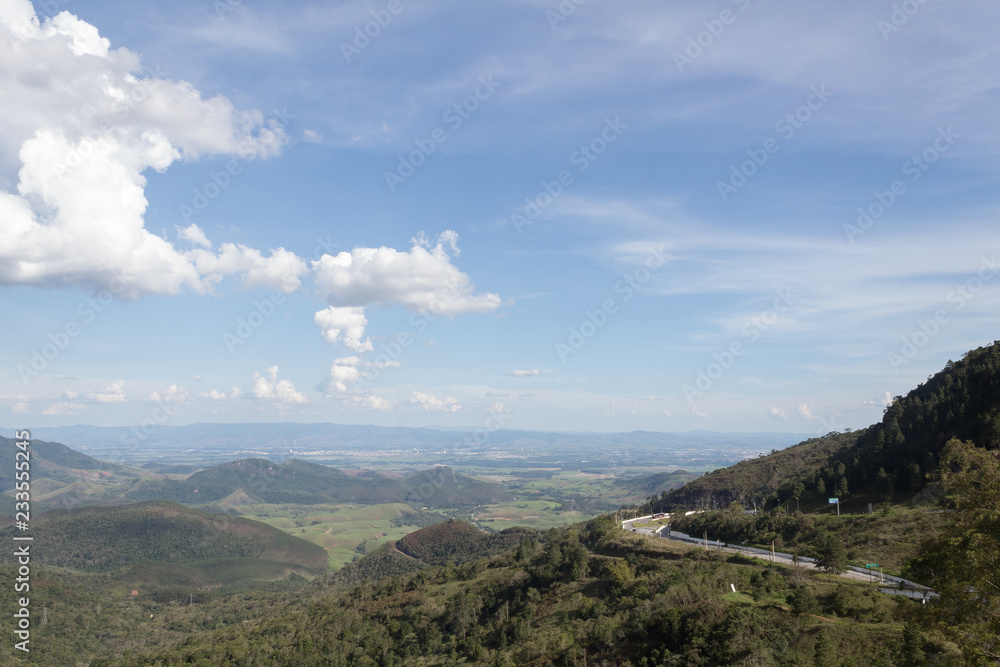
[620,515,936,598]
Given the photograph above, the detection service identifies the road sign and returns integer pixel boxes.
[865,564,880,569]
[828,498,839,503]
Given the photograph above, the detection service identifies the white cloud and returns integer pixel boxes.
[344,394,396,411]
[314,306,373,352]
[312,231,500,315]
[149,384,190,404]
[797,403,815,420]
[251,366,306,404]
[177,224,212,249]
[691,405,707,418]
[197,387,244,401]
[0,2,304,297]
[487,401,510,415]
[410,391,461,413]
[510,369,539,377]
[12,401,28,414]
[86,379,126,403]
[303,129,322,143]
[319,356,400,396]
[769,407,788,420]
[310,232,498,350]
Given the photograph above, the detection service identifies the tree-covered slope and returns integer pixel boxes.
[0,500,328,573]
[664,339,1000,510]
[88,516,938,667]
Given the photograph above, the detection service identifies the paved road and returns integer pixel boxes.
[620,515,937,599]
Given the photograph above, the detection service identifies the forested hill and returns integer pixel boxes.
[0,500,328,573]
[665,340,1000,510]
[0,434,112,487]
[663,430,862,510]
[124,458,511,507]
[825,339,1000,499]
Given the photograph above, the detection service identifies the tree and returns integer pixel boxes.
[814,532,847,574]
[789,586,817,615]
[901,622,925,666]
[916,439,1000,663]
[791,482,805,512]
[814,629,836,667]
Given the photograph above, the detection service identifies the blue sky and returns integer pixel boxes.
[1,0,999,433]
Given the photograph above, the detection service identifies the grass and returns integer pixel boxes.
[231,502,433,569]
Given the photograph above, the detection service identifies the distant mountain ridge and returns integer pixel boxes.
[5,423,811,456]
[124,458,512,507]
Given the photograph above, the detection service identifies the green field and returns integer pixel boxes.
[232,502,438,568]
[227,466,695,567]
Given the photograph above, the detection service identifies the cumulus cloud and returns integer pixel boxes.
[318,356,399,395]
[177,224,211,249]
[251,366,305,404]
[410,391,461,413]
[302,129,322,143]
[149,384,190,404]
[310,231,499,351]
[197,387,244,401]
[510,369,539,377]
[0,2,305,296]
[85,379,126,403]
[344,393,396,411]
[313,231,500,313]
[769,407,788,420]
[314,306,373,352]
[797,403,815,419]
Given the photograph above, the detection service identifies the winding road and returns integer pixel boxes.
[621,514,937,600]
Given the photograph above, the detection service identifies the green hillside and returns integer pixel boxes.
[86,516,940,667]
[664,340,1000,511]
[0,500,327,574]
